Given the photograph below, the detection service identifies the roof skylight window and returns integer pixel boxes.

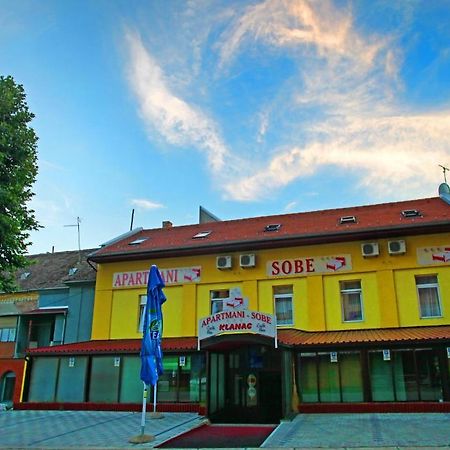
[129,238,148,245]
[192,231,212,239]
[339,216,357,224]
[264,224,281,232]
[68,267,78,276]
[20,272,30,280]
[401,209,421,218]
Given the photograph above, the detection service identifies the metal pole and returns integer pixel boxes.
[140,383,148,435]
[153,382,157,413]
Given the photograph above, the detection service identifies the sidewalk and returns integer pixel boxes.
[0,410,449,448]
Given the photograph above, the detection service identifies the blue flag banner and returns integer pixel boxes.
[140,265,167,386]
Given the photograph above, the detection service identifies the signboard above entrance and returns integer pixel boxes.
[198,310,277,348]
[267,254,352,277]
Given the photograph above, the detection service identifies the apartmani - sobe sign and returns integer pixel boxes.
[198,310,277,344]
[112,266,201,287]
[267,254,352,277]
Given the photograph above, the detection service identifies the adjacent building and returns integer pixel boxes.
[21,191,450,422]
[0,250,96,408]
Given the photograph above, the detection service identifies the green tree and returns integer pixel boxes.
[0,76,39,292]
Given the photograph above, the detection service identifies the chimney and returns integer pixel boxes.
[162,221,173,229]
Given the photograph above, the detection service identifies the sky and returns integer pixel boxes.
[1,0,450,255]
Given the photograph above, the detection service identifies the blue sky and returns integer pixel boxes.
[1,0,450,254]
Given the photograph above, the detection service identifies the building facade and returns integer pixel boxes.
[0,250,96,408]
[22,194,450,422]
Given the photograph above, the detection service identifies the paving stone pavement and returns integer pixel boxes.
[0,411,449,449]
[261,413,450,449]
[0,410,205,449]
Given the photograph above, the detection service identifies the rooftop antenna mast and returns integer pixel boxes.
[439,164,449,184]
[64,216,82,261]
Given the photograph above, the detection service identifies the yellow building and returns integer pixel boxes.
[23,193,450,421]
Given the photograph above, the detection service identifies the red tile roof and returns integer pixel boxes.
[26,326,450,355]
[277,325,450,347]
[89,197,450,262]
[26,337,198,355]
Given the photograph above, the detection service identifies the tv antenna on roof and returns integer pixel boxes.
[439,164,449,184]
[64,216,82,261]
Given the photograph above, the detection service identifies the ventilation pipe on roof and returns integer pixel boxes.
[439,183,450,205]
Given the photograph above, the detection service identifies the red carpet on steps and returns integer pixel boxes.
[157,424,276,448]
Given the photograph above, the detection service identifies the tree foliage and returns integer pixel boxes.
[0,75,39,292]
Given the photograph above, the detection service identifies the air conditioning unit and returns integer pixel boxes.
[216,255,232,269]
[388,239,406,255]
[361,242,379,257]
[240,254,256,268]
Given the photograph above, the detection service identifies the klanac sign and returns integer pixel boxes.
[198,310,276,344]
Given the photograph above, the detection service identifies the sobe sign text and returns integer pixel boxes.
[267,254,352,277]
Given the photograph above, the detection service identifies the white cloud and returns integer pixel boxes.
[131,199,164,210]
[125,30,230,172]
[225,112,450,201]
[218,0,386,71]
[125,2,450,204]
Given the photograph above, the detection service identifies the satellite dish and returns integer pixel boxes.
[439,182,450,195]
[439,182,450,205]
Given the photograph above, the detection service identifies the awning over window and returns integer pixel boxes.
[26,337,198,355]
[23,307,68,316]
[277,325,450,347]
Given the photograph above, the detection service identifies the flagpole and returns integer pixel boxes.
[141,383,148,435]
[153,382,157,413]
[129,383,154,443]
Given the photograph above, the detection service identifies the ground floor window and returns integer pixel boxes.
[298,351,363,403]
[27,353,206,404]
[0,371,16,405]
[369,348,444,402]
[298,347,446,403]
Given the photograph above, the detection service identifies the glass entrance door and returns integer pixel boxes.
[208,345,282,424]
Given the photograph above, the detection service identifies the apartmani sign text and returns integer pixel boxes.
[113,266,201,288]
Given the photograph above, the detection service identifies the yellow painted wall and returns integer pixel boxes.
[395,266,450,326]
[91,232,450,340]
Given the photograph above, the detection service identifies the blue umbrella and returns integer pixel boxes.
[140,265,166,386]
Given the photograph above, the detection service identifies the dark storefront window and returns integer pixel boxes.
[157,354,206,403]
[298,351,363,403]
[368,348,444,402]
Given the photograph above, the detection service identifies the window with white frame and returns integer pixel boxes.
[274,285,293,326]
[341,280,363,322]
[138,295,147,332]
[416,275,442,318]
[210,290,229,314]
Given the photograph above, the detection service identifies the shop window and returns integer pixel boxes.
[89,356,120,403]
[138,295,147,332]
[273,285,293,326]
[298,353,319,402]
[369,350,395,401]
[340,280,363,322]
[157,354,206,403]
[416,349,443,401]
[298,351,363,403]
[340,352,364,402]
[416,275,442,318]
[210,290,229,314]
